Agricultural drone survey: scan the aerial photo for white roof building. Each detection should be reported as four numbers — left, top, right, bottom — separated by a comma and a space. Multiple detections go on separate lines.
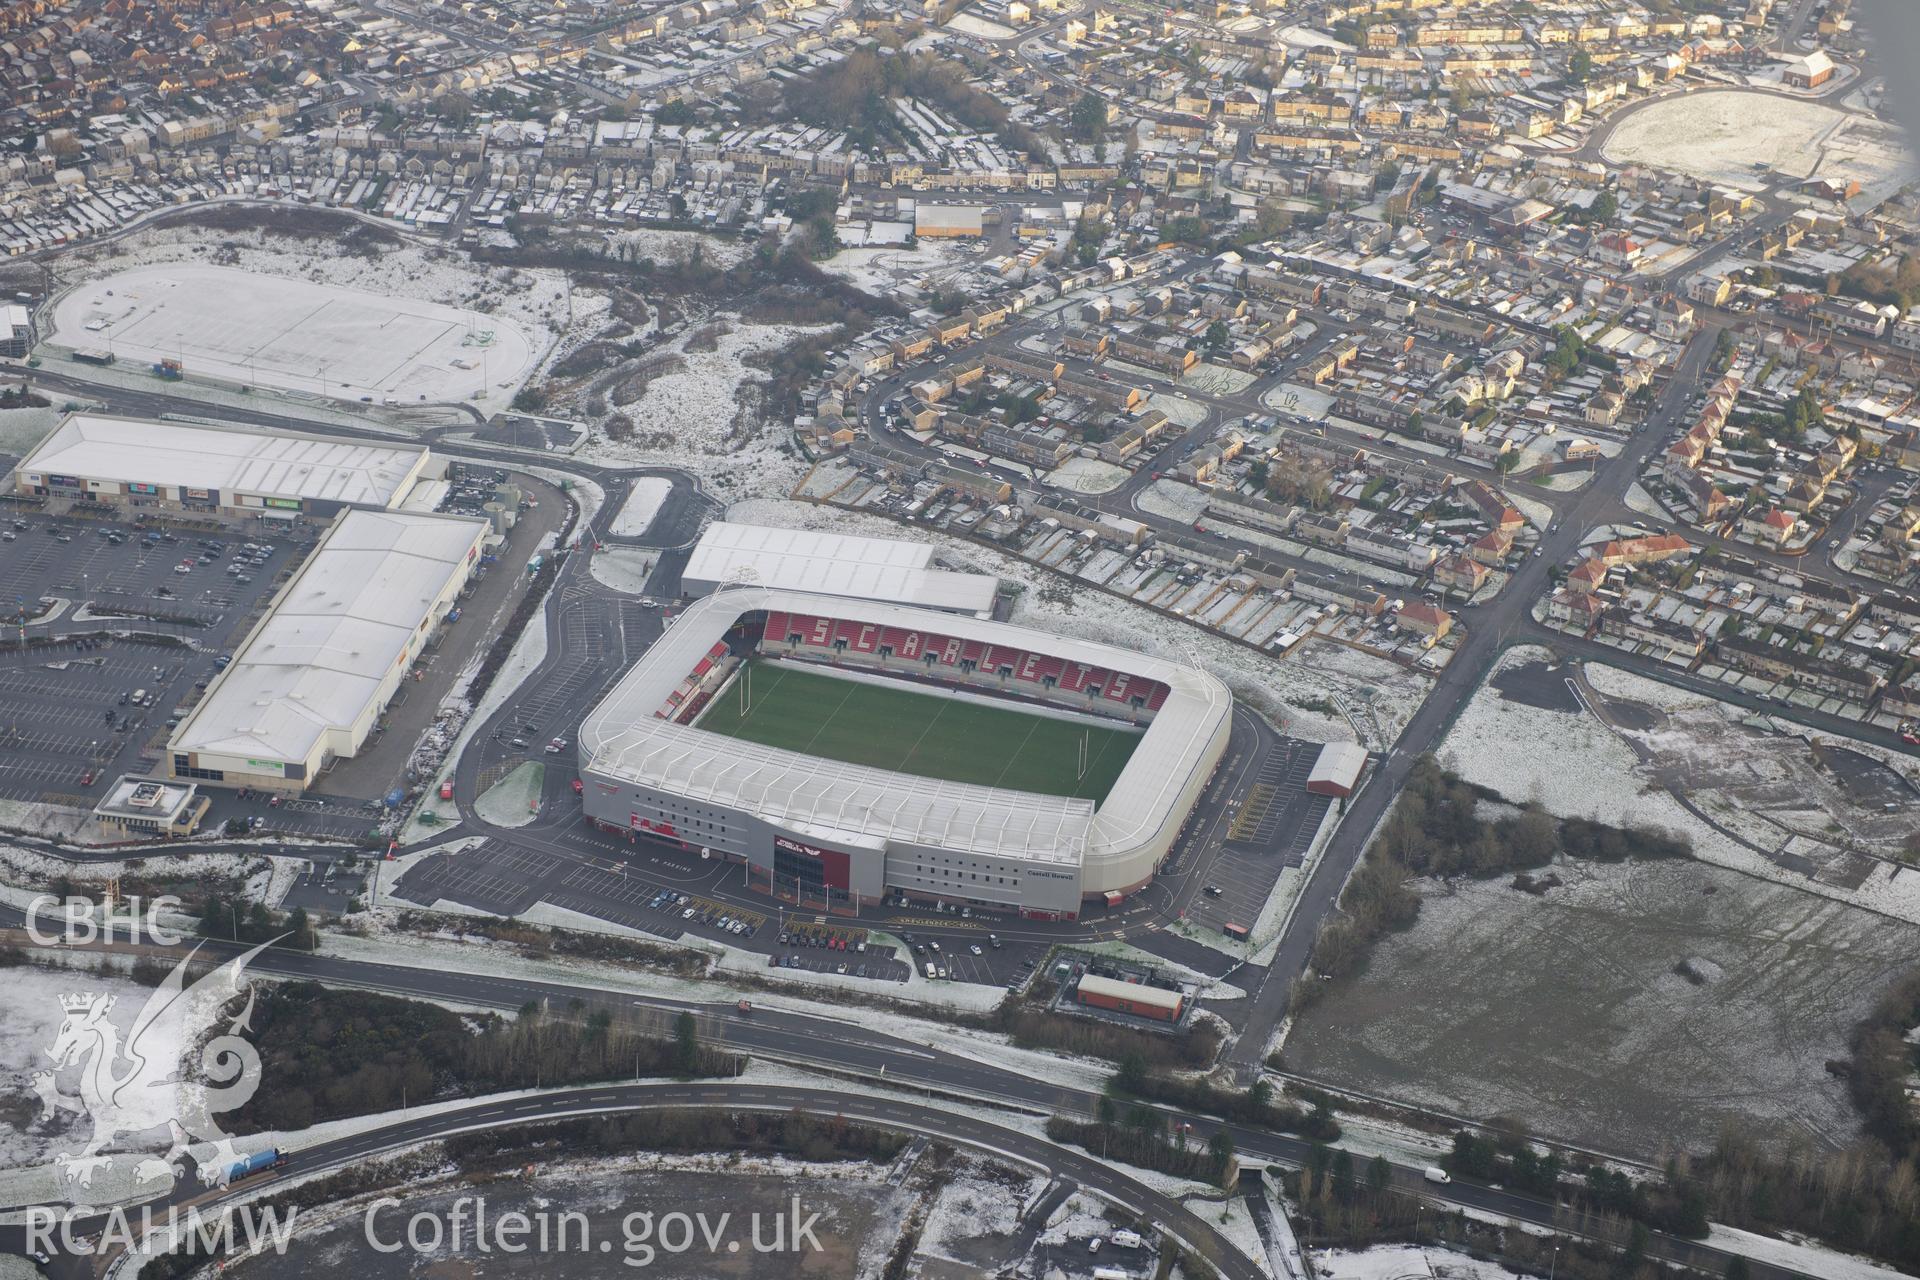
168, 510, 487, 785
683, 521, 1000, 615
14, 414, 433, 511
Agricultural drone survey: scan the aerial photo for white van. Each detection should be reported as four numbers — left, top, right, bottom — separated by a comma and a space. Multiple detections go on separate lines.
1424, 1166, 1452, 1185
132, 688, 148, 706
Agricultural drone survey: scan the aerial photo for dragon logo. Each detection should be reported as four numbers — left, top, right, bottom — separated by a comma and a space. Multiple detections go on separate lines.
33, 939, 276, 1197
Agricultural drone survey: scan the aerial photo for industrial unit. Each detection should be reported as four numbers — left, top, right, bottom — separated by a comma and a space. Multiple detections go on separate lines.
13, 413, 438, 519
1306, 740, 1369, 798
1074, 972, 1186, 1022
166, 508, 489, 792
577, 586, 1232, 918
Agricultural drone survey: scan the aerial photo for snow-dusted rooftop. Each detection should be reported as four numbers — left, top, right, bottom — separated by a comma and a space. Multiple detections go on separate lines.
18, 414, 431, 509
169, 510, 488, 766
683, 521, 1000, 616
579, 588, 1231, 870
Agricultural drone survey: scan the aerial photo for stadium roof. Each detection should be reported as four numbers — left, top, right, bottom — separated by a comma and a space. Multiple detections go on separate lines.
580, 588, 1231, 868
684, 522, 999, 615
18, 413, 430, 508
169, 510, 487, 766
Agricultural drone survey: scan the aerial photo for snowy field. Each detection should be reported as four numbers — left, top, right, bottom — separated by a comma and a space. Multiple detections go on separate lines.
573, 319, 819, 500
1440, 647, 1920, 923
1135, 478, 1210, 523
1285, 855, 1920, 1158
1045, 455, 1130, 495
815, 242, 978, 295
48, 262, 543, 413
0, 405, 60, 458
944, 10, 1015, 37
1314, 1245, 1521, 1280
610, 476, 674, 537
0, 959, 237, 1179
1601, 90, 1913, 196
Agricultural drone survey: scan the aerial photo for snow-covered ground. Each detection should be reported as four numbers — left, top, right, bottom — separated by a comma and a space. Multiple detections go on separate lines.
48, 228, 567, 415
1601, 90, 1912, 199
1284, 853, 1920, 1158
1044, 456, 1131, 495
944, 10, 1014, 37
472, 761, 544, 827
1312, 1244, 1522, 1280
0, 799, 101, 846
587, 546, 658, 595
813, 242, 976, 295
0, 954, 268, 1202
0, 404, 60, 457
0, 844, 286, 904
609, 476, 674, 537
1705, 1224, 1914, 1280
597, 226, 750, 269
1135, 478, 1211, 524
1441, 647, 1920, 923
918, 1156, 1047, 1263
570, 319, 818, 501
47, 264, 538, 410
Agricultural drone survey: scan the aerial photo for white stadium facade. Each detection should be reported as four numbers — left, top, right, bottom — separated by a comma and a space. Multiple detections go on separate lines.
578, 586, 1232, 920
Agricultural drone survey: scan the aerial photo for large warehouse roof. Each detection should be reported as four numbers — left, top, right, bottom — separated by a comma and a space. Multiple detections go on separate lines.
684, 521, 999, 615
579, 588, 1231, 866
169, 510, 486, 766
19, 414, 429, 508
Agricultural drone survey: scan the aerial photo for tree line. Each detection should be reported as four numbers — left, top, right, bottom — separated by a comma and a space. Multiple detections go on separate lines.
232, 983, 741, 1133
1299, 755, 1690, 1008
444, 1109, 906, 1169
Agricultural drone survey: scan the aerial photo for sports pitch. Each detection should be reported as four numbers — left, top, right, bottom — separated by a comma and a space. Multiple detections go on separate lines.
49, 264, 537, 411
696, 661, 1142, 802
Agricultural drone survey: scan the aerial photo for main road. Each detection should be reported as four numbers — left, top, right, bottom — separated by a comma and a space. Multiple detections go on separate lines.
1220, 324, 1727, 1075
0, 914, 1817, 1280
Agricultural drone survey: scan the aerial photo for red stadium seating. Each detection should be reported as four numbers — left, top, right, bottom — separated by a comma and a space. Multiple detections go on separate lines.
752, 608, 1165, 714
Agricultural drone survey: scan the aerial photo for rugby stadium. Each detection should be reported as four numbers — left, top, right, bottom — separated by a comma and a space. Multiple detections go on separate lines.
577, 587, 1232, 919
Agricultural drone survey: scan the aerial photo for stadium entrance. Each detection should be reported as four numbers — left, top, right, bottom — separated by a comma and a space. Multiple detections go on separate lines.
751, 833, 875, 913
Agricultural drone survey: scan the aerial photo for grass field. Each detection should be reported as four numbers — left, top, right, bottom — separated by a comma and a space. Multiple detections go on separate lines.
696, 661, 1142, 802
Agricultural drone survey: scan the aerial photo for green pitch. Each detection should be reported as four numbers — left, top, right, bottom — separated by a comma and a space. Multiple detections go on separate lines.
695, 661, 1142, 802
